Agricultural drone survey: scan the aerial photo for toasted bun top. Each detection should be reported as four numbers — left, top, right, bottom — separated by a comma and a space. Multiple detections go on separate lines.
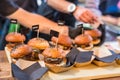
51, 34, 72, 47
42, 48, 62, 58
74, 34, 93, 45
28, 38, 49, 50
5, 32, 26, 42
10, 44, 32, 58
84, 29, 102, 37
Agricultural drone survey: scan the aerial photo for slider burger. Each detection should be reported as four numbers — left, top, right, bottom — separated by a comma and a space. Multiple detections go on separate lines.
10, 44, 32, 59
27, 38, 50, 60
5, 32, 26, 51
42, 48, 66, 64
42, 48, 69, 73
51, 34, 73, 50
28, 38, 49, 50
74, 34, 93, 50
84, 29, 102, 45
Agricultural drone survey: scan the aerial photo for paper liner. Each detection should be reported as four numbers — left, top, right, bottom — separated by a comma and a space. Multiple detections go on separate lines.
73, 50, 94, 67
12, 62, 48, 80
93, 60, 115, 67
66, 48, 95, 67
95, 54, 117, 63
23, 62, 48, 80
93, 55, 117, 67
45, 58, 74, 73
11, 63, 30, 80
66, 47, 79, 65
74, 56, 95, 67
92, 47, 117, 66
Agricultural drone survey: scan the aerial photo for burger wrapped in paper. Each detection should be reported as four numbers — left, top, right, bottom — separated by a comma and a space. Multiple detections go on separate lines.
51, 34, 73, 50
84, 29, 102, 45
92, 46, 115, 67
5, 32, 26, 51
74, 34, 93, 50
42, 48, 73, 73
74, 55, 95, 67
27, 38, 50, 60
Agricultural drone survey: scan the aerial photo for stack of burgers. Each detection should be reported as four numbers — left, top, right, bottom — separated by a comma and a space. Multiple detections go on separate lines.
5, 32, 49, 60
5, 32, 32, 59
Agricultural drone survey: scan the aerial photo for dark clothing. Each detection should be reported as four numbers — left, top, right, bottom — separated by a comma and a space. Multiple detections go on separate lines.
14, 0, 38, 12
0, 0, 38, 16
0, 0, 38, 50
0, 0, 19, 16
99, 0, 120, 17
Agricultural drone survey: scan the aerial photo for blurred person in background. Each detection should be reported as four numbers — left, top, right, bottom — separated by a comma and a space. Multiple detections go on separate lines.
100, 0, 120, 26
85, 0, 120, 26
85, 0, 102, 17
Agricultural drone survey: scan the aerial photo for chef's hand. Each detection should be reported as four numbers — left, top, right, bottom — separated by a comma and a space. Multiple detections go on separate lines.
73, 6, 98, 24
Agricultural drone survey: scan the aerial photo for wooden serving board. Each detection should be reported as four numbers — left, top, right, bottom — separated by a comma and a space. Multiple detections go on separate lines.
41, 62, 120, 80
4, 45, 120, 80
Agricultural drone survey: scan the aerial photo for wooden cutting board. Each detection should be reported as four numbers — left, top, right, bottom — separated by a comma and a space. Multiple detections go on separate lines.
42, 62, 120, 80
4, 45, 120, 80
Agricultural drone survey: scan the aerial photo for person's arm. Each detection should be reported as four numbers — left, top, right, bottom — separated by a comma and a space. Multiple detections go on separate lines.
7, 8, 68, 35
0, 0, 88, 39
47, 0, 73, 13
47, 0, 98, 24
0, 0, 68, 35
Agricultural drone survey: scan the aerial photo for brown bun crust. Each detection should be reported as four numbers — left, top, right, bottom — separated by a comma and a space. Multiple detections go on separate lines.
92, 39, 101, 45
84, 29, 102, 37
74, 34, 93, 45
42, 48, 62, 58
51, 34, 72, 47
5, 32, 26, 42
10, 44, 32, 58
28, 38, 49, 50
84, 29, 102, 45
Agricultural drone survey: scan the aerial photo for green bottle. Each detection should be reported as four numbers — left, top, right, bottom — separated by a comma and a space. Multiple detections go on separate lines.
8, 19, 20, 33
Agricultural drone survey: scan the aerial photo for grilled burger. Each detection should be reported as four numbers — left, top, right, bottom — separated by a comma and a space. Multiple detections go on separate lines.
74, 34, 93, 50
42, 48, 66, 64
84, 29, 102, 45
5, 32, 26, 51
51, 34, 73, 50
10, 44, 32, 59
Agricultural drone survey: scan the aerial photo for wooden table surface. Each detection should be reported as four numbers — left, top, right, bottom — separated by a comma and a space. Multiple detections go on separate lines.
0, 51, 14, 80
1, 50, 120, 80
